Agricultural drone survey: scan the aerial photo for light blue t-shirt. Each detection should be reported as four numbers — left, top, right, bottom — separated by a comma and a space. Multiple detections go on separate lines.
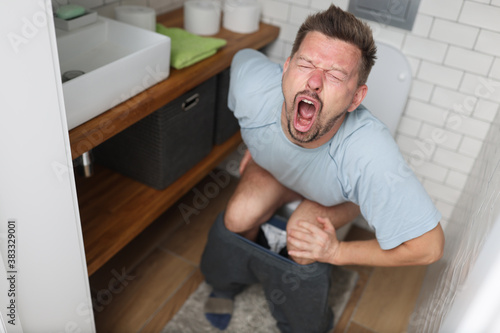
228, 49, 441, 250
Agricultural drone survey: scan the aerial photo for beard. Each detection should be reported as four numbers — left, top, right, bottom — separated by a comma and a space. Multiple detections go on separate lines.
285, 90, 348, 144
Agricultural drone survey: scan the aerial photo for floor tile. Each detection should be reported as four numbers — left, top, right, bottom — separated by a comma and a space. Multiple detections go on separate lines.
346, 322, 376, 333
352, 265, 427, 333
89, 209, 184, 292
93, 249, 196, 333
140, 269, 205, 332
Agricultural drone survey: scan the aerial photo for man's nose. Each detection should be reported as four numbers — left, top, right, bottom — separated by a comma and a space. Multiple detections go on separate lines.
307, 69, 323, 92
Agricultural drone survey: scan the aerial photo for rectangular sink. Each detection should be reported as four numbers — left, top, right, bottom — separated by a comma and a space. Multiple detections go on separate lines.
55, 16, 171, 130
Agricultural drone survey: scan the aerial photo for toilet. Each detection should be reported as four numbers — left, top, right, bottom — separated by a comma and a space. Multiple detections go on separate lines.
363, 41, 412, 137
276, 41, 413, 238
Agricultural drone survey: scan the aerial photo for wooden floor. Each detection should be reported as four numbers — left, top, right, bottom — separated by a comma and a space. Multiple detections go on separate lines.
89, 173, 427, 333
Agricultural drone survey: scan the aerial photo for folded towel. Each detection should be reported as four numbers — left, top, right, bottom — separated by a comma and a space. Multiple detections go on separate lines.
156, 24, 227, 70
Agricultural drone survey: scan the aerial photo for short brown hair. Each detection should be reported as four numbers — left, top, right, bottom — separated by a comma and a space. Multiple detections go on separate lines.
291, 5, 377, 86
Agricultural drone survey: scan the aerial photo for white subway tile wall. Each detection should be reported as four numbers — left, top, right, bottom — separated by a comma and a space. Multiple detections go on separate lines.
398, 116, 421, 137
459, 136, 483, 158
459, 2, 500, 31
403, 35, 448, 62
430, 19, 479, 48
431, 87, 476, 110
445, 46, 493, 76
57, 0, 500, 229
405, 100, 447, 126
411, 14, 433, 37
261, 0, 289, 22
476, 30, 500, 57
418, 123, 462, 150
424, 179, 462, 206
409, 79, 434, 101
367, 23, 406, 49
419, 0, 463, 21
445, 170, 468, 191
475, 99, 499, 122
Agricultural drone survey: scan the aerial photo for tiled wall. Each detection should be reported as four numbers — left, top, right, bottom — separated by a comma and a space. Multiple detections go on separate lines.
57, 0, 500, 231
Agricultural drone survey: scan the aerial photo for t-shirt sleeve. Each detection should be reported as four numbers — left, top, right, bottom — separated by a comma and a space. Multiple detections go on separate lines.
338, 121, 441, 250
228, 49, 283, 128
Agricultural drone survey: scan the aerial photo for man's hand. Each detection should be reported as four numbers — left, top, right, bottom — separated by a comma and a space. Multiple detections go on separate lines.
287, 216, 340, 264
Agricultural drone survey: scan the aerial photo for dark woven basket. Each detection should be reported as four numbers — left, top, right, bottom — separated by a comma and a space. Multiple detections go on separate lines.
94, 77, 216, 190
213, 68, 240, 145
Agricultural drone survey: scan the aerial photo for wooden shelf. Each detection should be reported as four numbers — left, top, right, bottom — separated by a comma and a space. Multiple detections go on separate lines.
72, 9, 279, 276
77, 132, 242, 275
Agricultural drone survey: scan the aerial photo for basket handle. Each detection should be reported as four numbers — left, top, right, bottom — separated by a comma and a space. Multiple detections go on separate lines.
182, 93, 200, 111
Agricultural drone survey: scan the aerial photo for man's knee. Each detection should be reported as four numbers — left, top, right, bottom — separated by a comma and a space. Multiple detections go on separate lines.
224, 190, 270, 234
224, 160, 297, 234
224, 201, 254, 233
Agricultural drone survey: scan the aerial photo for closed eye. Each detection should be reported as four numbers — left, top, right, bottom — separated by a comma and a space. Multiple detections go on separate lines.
297, 63, 314, 72
294, 57, 347, 82
326, 70, 347, 83
326, 72, 341, 82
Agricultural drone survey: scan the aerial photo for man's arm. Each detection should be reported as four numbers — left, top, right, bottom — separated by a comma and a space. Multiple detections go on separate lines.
287, 217, 444, 266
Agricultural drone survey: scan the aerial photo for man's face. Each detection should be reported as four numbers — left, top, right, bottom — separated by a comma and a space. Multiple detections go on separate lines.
281, 31, 367, 147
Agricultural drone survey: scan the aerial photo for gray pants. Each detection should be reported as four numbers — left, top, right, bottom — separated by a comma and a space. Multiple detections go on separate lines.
200, 212, 334, 333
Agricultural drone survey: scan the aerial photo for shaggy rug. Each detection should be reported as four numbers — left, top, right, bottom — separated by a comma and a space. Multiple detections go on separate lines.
162, 266, 358, 333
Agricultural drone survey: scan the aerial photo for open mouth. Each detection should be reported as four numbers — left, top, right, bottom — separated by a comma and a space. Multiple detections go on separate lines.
293, 95, 320, 133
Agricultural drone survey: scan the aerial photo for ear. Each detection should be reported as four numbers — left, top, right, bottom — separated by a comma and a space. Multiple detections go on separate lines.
347, 84, 368, 112
283, 56, 291, 74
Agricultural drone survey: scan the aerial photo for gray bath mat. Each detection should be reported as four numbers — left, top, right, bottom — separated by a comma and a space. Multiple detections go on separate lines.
162, 265, 358, 333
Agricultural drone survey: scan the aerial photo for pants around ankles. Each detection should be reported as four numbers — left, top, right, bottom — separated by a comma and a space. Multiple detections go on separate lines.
200, 212, 334, 333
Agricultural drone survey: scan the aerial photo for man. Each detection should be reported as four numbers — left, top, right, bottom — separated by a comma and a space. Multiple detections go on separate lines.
201, 4, 444, 332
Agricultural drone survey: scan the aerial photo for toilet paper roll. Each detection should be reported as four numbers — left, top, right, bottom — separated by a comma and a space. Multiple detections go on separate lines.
223, 0, 260, 34
115, 5, 156, 31
184, 0, 221, 36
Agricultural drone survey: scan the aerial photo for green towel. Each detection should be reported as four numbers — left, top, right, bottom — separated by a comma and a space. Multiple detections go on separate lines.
156, 24, 227, 70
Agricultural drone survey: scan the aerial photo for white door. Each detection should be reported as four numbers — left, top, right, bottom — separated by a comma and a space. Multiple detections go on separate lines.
0, 0, 95, 331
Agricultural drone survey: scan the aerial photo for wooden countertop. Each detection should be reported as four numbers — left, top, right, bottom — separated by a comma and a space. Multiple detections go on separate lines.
69, 8, 280, 159
74, 8, 279, 275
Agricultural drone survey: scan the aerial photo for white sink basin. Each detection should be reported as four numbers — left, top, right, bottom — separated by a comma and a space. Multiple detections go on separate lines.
55, 16, 171, 130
